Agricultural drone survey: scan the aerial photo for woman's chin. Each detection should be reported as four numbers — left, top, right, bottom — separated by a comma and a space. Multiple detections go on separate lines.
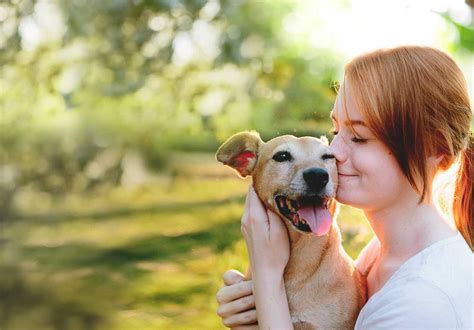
335, 190, 366, 208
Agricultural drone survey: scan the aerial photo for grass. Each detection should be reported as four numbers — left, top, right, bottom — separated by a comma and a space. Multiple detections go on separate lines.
1, 153, 373, 329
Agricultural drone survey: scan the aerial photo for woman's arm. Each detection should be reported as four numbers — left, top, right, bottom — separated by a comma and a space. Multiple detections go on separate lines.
252, 271, 292, 329
241, 186, 293, 329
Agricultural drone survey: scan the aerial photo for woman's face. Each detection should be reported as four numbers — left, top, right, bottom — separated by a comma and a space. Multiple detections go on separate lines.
329, 82, 412, 211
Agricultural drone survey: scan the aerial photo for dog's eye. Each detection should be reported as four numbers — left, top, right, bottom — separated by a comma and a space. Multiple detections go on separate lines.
272, 151, 293, 162
322, 153, 335, 160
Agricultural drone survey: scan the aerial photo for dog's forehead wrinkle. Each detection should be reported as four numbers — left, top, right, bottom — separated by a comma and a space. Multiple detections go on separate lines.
263, 136, 331, 158
300, 142, 330, 159
272, 142, 294, 154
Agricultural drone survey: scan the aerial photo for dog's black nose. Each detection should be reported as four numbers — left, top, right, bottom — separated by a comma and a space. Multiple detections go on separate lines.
303, 168, 329, 192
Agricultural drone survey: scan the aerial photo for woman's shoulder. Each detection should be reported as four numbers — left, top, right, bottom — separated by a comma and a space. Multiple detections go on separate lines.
355, 231, 471, 278
411, 231, 472, 286
372, 232, 472, 305
356, 233, 473, 329
356, 276, 462, 329
354, 236, 380, 276
415, 232, 473, 311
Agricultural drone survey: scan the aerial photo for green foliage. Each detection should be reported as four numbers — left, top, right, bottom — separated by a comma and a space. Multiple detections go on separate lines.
0, 0, 344, 218
0, 263, 106, 329
441, 13, 474, 53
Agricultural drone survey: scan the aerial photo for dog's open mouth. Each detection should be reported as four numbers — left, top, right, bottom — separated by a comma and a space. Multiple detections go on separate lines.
275, 195, 332, 236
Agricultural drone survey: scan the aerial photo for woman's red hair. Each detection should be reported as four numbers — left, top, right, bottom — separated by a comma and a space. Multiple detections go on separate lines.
344, 46, 473, 250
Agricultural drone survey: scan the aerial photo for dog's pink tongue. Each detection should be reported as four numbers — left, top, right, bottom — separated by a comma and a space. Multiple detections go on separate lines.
297, 206, 332, 236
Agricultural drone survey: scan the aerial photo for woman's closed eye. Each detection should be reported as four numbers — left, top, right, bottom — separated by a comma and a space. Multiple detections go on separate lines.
351, 136, 368, 143
330, 129, 368, 143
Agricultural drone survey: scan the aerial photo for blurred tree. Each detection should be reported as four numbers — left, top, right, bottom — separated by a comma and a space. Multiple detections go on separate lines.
441, 0, 474, 53
0, 0, 339, 124
0, 0, 342, 220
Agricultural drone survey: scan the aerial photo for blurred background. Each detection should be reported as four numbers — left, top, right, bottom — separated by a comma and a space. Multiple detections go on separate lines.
0, 0, 473, 329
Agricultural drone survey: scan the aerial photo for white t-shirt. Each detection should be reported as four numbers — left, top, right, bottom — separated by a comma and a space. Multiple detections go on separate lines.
354, 231, 473, 329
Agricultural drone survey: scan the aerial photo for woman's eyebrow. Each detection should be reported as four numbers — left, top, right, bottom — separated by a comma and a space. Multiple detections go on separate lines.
346, 120, 367, 127
330, 111, 367, 127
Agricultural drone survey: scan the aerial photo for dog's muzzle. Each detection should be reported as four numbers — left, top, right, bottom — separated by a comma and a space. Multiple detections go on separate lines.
275, 194, 332, 236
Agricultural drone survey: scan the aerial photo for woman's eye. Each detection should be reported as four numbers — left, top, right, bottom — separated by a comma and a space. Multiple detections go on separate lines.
272, 151, 293, 162
351, 137, 367, 143
331, 128, 367, 143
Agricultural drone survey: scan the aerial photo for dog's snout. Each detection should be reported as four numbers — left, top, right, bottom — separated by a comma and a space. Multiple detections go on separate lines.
303, 168, 329, 192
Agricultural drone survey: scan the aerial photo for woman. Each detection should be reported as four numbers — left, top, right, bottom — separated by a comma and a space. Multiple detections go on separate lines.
216, 46, 473, 329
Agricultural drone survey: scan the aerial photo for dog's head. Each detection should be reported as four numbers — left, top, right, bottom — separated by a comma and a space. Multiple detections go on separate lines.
216, 131, 338, 236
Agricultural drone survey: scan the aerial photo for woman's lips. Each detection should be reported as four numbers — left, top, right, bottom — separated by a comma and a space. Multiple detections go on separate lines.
338, 172, 358, 177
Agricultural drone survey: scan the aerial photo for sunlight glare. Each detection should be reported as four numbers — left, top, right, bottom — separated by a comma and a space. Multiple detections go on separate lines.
286, 0, 472, 58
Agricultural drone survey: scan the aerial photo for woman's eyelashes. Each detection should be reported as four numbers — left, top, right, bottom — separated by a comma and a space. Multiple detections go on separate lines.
351, 136, 368, 143
330, 129, 368, 143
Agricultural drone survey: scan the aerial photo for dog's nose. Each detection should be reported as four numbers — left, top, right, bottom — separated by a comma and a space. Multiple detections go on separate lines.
303, 168, 329, 192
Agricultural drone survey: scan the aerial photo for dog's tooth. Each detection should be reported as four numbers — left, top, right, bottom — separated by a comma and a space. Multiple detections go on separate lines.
292, 214, 298, 225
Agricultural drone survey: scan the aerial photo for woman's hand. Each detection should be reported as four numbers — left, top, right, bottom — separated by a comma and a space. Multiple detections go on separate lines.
240, 186, 293, 329
241, 186, 290, 277
216, 186, 292, 329
216, 269, 258, 329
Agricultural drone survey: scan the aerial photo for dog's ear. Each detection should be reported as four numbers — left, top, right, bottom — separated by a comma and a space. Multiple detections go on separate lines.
319, 136, 329, 146
215, 131, 263, 177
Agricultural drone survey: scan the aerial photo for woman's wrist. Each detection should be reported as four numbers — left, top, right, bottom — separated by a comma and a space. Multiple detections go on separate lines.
250, 256, 287, 279
253, 273, 293, 329
252, 268, 285, 288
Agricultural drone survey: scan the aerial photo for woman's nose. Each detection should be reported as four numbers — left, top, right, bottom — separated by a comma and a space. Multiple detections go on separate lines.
329, 134, 348, 164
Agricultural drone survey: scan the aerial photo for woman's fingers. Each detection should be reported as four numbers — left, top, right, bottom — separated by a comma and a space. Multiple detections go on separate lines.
217, 293, 256, 318
248, 186, 267, 222
231, 324, 259, 330
241, 186, 269, 236
223, 269, 246, 286
222, 308, 258, 328
267, 209, 288, 237
216, 280, 253, 304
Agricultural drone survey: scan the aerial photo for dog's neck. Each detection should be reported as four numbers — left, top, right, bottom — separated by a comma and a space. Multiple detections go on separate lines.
283, 219, 341, 282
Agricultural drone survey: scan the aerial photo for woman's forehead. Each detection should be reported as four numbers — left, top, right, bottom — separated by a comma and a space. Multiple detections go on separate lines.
332, 88, 365, 122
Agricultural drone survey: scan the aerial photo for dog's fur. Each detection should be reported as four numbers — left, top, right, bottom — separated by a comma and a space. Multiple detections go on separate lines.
216, 131, 367, 329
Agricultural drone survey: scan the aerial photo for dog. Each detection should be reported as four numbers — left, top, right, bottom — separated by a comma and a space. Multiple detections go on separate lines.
216, 131, 367, 329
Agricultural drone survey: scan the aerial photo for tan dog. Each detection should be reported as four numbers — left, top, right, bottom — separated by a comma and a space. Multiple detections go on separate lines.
216, 131, 367, 329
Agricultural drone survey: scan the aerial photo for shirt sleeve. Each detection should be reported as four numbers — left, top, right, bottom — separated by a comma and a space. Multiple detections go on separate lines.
356, 277, 458, 329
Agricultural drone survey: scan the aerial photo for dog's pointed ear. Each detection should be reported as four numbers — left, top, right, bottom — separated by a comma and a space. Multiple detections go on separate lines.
319, 136, 329, 146
215, 131, 263, 177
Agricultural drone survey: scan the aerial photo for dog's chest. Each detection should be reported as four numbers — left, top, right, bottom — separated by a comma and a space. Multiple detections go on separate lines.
292, 317, 317, 330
